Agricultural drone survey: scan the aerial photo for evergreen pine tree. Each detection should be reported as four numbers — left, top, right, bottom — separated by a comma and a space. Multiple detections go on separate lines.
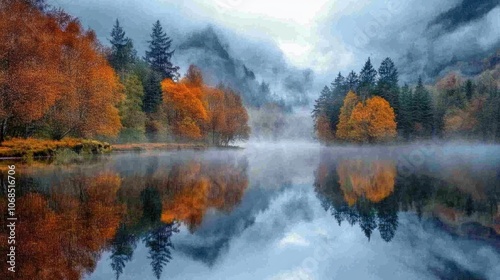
346, 70, 359, 92
376, 58, 400, 123
375, 196, 398, 242
412, 77, 433, 136
142, 71, 163, 114
145, 20, 180, 80
110, 224, 137, 280
331, 72, 347, 96
312, 86, 331, 122
399, 84, 413, 139
358, 58, 377, 100
464, 79, 474, 101
109, 19, 136, 74
144, 223, 179, 279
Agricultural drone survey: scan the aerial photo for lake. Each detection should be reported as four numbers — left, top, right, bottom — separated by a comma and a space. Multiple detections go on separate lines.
1, 142, 499, 280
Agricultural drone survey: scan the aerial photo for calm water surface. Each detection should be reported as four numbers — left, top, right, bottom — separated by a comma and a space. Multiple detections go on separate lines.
1, 143, 499, 280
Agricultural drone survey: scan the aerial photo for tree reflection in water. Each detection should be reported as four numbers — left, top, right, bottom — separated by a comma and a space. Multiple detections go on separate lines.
0, 156, 249, 280
314, 151, 499, 243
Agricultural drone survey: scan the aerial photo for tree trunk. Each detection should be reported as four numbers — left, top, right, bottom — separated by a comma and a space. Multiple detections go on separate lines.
0, 118, 7, 144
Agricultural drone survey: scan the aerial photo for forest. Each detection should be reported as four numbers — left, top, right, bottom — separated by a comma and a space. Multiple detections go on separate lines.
313, 56, 500, 143
2, 0, 500, 151
0, 0, 250, 147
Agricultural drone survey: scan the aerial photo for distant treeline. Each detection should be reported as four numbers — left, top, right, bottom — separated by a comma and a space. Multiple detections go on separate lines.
0, 0, 249, 145
313, 56, 500, 143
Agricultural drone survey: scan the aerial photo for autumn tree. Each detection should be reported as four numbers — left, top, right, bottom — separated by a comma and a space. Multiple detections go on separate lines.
162, 65, 250, 145
161, 68, 208, 140
336, 92, 396, 143
118, 74, 147, 142
336, 91, 359, 140
0, 0, 64, 142
315, 113, 335, 143
350, 96, 397, 142
216, 85, 250, 145
44, 18, 123, 140
0, 1, 123, 141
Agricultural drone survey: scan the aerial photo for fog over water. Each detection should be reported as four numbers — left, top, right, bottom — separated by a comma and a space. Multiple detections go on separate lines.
19, 142, 497, 280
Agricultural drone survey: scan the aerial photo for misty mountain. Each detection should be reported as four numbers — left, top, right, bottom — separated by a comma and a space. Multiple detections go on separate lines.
395, 0, 500, 83
173, 26, 311, 107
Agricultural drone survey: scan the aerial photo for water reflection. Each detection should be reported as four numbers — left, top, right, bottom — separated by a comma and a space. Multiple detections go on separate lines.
0, 154, 249, 280
315, 158, 398, 241
0, 173, 123, 279
314, 150, 500, 244
0, 146, 499, 280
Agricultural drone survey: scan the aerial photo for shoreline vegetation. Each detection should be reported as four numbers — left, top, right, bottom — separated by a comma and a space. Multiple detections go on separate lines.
0, 1, 251, 154
0, 138, 243, 162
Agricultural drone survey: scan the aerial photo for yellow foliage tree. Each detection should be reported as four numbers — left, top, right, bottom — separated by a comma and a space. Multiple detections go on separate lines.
336, 91, 359, 140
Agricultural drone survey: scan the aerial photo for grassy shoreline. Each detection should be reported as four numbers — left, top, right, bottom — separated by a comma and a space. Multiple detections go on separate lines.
112, 142, 208, 152
0, 138, 242, 161
0, 138, 111, 159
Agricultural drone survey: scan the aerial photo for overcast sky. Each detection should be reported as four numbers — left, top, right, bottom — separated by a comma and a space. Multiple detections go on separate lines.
49, 0, 500, 87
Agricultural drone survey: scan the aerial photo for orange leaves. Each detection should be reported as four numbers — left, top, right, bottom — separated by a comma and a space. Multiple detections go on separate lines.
315, 114, 335, 142
0, 0, 64, 123
0, 1, 123, 140
366, 96, 396, 141
216, 87, 250, 145
162, 78, 208, 140
162, 65, 249, 144
0, 172, 123, 280
337, 159, 396, 205
50, 22, 123, 139
160, 160, 248, 231
336, 92, 396, 143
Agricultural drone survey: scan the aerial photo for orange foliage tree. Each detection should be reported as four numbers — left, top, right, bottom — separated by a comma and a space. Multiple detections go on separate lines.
315, 113, 335, 142
212, 85, 250, 146
161, 80, 208, 140
0, 1, 123, 141
162, 65, 249, 145
0, 1, 63, 141
336, 92, 396, 143
45, 17, 123, 139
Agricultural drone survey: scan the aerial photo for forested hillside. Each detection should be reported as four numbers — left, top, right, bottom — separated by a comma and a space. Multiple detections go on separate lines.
313, 55, 500, 143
